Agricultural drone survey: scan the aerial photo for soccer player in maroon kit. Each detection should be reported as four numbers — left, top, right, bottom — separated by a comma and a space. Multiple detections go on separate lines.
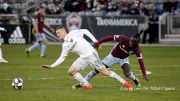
73, 31, 148, 89
83, 32, 148, 87
26, 6, 54, 57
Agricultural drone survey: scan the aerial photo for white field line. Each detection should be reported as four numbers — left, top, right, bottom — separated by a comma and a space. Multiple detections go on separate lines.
126, 64, 180, 67
59, 64, 180, 69
2, 64, 178, 81
48, 42, 180, 47
109, 64, 180, 70
0, 77, 55, 81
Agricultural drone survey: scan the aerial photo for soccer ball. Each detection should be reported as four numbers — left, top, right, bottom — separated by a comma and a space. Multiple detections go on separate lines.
12, 78, 23, 90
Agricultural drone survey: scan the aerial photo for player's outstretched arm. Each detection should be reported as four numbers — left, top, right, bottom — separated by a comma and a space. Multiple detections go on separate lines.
98, 35, 114, 44
93, 42, 100, 50
42, 65, 52, 69
138, 59, 148, 81
44, 21, 55, 33
93, 35, 115, 50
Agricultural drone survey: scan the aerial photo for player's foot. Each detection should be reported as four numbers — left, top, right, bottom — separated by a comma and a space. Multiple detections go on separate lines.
0, 58, 8, 63
133, 78, 141, 87
72, 84, 82, 89
25, 48, 30, 57
123, 81, 133, 91
81, 84, 93, 90
40, 55, 46, 58
72, 84, 92, 90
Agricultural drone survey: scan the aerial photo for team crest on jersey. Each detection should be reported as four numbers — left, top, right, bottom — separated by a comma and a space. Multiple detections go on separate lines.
122, 45, 125, 48
115, 35, 120, 38
70, 39, 73, 42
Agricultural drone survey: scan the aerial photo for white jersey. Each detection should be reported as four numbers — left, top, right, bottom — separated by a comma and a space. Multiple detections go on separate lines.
51, 29, 98, 67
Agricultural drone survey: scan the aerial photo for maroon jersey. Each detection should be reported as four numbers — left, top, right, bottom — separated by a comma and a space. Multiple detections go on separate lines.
111, 35, 142, 59
97, 35, 146, 76
35, 13, 44, 33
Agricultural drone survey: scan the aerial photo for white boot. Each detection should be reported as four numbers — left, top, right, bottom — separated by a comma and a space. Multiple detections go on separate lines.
0, 58, 8, 63
0, 48, 8, 63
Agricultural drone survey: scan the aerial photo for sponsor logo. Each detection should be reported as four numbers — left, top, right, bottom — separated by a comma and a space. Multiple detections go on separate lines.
8, 26, 25, 44
96, 17, 138, 26
66, 13, 82, 31
45, 18, 62, 25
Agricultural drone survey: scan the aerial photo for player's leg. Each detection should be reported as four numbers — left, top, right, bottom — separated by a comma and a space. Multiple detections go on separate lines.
0, 48, 8, 63
40, 33, 47, 57
98, 67, 133, 90
121, 63, 141, 87
0, 42, 8, 63
87, 52, 133, 90
70, 57, 92, 89
26, 42, 40, 52
84, 69, 99, 81
40, 39, 47, 57
84, 53, 113, 81
26, 34, 41, 56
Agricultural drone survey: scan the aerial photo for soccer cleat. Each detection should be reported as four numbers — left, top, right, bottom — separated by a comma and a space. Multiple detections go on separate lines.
72, 84, 82, 89
133, 78, 141, 87
0, 58, 8, 63
25, 48, 30, 57
123, 81, 133, 91
81, 84, 93, 90
72, 84, 92, 90
40, 55, 46, 58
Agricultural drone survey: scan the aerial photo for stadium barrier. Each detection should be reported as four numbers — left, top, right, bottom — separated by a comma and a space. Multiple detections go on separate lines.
159, 13, 180, 44
0, 14, 146, 44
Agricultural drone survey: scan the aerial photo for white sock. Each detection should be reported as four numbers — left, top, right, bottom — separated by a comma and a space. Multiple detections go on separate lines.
0, 48, 3, 59
85, 70, 98, 81
40, 44, 47, 56
109, 71, 125, 84
73, 72, 89, 85
28, 42, 40, 52
128, 71, 136, 80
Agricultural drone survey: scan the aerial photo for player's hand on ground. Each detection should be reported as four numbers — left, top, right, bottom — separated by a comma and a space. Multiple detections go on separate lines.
42, 65, 52, 69
93, 42, 100, 50
143, 75, 148, 81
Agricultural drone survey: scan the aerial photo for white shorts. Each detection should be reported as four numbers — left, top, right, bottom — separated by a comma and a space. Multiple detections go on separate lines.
102, 53, 129, 67
72, 52, 105, 70
35, 33, 46, 42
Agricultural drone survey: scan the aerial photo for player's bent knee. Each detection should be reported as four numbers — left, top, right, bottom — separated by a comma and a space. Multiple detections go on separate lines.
67, 70, 74, 76
98, 67, 110, 76
68, 66, 78, 76
42, 39, 48, 44
121, 63, 131, 77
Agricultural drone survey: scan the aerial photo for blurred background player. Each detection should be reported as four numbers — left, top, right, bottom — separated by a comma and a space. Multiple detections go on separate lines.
26, 6, 54, 58
0, 26, 8, 63
82, 31, 148, 88
42, 26, 133, 90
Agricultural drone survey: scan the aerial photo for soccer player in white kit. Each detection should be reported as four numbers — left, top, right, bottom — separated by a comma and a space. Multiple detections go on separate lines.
42, 26, 133, 90
0, 27, 8, 63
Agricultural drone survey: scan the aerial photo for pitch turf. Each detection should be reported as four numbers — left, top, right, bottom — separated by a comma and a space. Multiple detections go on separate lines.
0, 44, 180, 101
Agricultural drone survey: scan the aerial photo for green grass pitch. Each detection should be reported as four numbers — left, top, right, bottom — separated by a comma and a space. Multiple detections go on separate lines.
0, 44, 180, 101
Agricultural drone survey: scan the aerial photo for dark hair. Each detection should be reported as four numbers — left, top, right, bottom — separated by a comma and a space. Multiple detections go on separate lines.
55, 26, 65, 31
38, 5, 45, 10
132, 30, 144, 42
